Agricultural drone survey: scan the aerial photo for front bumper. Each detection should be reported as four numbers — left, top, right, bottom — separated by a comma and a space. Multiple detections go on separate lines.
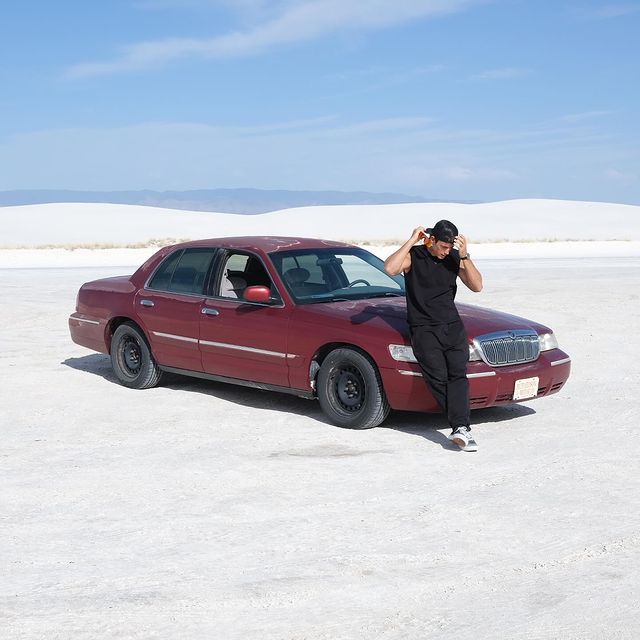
380, 349, 571, 413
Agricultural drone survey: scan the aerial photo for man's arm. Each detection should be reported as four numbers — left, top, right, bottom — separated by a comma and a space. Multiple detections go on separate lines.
456, 234, 483, 292
384, 227, 425, 275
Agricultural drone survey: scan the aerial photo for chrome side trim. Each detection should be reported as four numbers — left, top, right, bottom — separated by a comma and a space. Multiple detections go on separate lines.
150, 332, 297, 359
399, 370, 497, 379
70, 316, 100, 325
550, 357, 571, 367
199, 339, 287, 359
152, 331, 198, 344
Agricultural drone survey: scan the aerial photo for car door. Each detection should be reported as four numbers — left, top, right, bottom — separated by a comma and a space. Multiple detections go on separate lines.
135, 247, 218, 372
199, 251, 293, 387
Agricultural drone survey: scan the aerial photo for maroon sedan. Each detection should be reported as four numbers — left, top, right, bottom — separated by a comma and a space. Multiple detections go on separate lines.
69, 237, 571, 429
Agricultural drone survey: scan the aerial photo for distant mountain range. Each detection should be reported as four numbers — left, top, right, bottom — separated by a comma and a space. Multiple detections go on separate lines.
0, 189, 479, 214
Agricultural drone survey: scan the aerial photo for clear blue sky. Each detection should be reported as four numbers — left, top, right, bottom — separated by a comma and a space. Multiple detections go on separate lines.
1, 0, 639, 203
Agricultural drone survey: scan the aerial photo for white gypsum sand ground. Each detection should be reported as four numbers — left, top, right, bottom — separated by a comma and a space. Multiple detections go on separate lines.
2, 258, 640, 639
1, 199, 640, 639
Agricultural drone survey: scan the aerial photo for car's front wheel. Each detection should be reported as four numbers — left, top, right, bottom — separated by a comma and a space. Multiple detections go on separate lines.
111, 322, 162, 389
317, 348, 390, 429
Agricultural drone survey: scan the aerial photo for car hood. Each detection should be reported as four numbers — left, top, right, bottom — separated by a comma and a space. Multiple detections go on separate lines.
456, 302, 551, 336
297, 296, 551, 340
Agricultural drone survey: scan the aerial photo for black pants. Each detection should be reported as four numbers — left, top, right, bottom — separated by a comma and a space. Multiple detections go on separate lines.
410, 320, 470, 430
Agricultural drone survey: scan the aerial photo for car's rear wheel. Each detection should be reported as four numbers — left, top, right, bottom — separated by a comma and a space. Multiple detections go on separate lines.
317, 348, 390, 429
111, 322, 162, 389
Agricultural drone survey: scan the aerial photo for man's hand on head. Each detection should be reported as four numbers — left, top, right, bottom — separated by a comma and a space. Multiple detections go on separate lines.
411, 226, 427, 243
455, 234, 468, 259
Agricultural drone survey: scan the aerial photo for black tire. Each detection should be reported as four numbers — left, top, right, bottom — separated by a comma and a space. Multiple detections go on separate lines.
110, 322, 162, 389
317, 348, 390, 429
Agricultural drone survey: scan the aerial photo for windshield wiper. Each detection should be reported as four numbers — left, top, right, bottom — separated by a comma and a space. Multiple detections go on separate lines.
364, 292, 404, 299
303, 297, 350, 304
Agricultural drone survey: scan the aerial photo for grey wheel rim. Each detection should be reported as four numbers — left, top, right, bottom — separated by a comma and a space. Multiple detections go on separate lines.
118, 334, 142, 377
333, 365, 365, 412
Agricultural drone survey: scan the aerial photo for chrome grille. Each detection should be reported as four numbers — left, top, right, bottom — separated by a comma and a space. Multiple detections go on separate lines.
474, 330, 540, 367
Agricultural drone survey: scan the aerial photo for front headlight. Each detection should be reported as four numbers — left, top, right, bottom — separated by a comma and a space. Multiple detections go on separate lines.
468, 341, 483, 361
538, 332, 559, 351
388, 344, 418, 363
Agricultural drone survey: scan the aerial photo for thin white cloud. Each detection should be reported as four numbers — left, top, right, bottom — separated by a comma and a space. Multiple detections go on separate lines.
0, 117, 518, 195
318, 116, 436, 137
134, 0, 274, 10
328, 65, 392, 82
391, 65, 447, 83
233, 114, 340, 135
65, 0, 483, 78
2, 114, 635, 201
325, 64, 447, 101
559, 110, 615, 123
590, 3, 640, 18
133, 0, 288, 24
469, 67, 532, 81
425, 166, 518, 181
605, 168, 637, 183
329, 64, 445, 83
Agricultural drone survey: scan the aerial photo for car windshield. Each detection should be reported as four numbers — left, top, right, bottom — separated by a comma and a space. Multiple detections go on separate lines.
269, 247, 405, 304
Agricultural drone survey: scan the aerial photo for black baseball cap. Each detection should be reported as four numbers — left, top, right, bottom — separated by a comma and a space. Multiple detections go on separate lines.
425, 219, 458, 243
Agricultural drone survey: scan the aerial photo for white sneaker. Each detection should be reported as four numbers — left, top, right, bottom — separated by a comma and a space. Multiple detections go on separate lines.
448, 427, 477, 452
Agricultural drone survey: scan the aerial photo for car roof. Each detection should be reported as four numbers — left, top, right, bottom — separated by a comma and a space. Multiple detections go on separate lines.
169, 236, 357, 254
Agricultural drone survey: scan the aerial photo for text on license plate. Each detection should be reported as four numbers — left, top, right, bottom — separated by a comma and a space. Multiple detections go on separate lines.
513, 376, 539, 401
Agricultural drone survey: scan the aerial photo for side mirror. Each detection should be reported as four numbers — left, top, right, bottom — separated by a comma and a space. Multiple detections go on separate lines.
243, 285, 271, 304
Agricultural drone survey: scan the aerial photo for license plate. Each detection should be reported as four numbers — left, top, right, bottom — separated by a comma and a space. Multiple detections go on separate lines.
513, 376, 539, 400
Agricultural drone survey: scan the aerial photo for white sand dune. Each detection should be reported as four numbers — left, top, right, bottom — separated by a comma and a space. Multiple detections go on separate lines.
2, 198, 639, 248
1, 239, 640, 270
1, 198, 639, 268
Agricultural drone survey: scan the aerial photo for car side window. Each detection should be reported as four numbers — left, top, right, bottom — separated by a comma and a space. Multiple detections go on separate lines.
148, 248, 215, 295
218, 254, 249, 299
147, 250, 183, 291
217, 251, 280, 302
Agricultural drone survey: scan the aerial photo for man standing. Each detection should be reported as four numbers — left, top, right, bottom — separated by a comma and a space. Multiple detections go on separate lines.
384, 220, 483, 451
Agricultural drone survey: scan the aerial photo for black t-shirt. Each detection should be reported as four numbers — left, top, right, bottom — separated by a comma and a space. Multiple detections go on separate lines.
405, 245, 461, 326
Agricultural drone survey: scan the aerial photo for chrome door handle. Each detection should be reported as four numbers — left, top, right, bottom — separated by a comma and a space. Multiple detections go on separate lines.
140, 299, 154, 307
201, 307, 219, 316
